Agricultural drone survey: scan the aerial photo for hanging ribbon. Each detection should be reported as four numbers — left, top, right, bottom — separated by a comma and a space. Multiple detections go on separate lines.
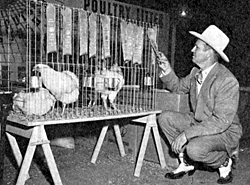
120, 21, 135, 62
126, 22, 135, 62
79, 10, 88, 56
120, 20, 128, 61
133, 24, 144, 64
46, 3, 56, 53
101, 15, 111, 59
147, 26, 158, 65
62, 7, 72, 55
89, 13, 97, 58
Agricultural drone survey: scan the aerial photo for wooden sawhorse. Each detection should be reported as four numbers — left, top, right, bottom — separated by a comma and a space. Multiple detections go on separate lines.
90, 112, 166, 177
132, 113, 166, 177
6, 123, 62, 185
5, 111, 165, 184
91, 123, 126, 163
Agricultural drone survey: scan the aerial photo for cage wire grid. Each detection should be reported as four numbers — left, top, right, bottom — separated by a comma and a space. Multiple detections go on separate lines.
0, 0, 161, 124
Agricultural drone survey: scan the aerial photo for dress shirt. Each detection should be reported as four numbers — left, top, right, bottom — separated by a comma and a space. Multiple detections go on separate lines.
197, 62, 217, 94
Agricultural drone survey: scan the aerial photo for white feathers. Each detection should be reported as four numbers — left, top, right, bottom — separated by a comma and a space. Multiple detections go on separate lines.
95, 63, 124, 111
13, 63, 124, 116
13, 88, 56, 116
33, 64, 79, 114
33, 64, 79, 97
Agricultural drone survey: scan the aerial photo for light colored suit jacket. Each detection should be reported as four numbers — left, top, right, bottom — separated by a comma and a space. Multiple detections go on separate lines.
160, 62, 242, 155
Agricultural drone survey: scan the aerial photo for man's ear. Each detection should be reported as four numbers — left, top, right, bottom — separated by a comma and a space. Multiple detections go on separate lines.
206, 47, 214, 58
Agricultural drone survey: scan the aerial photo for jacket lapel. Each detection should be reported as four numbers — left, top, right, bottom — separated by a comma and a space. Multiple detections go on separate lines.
189, 67, 200, 112
190, 76, 198, 111
195, 63, 219, 117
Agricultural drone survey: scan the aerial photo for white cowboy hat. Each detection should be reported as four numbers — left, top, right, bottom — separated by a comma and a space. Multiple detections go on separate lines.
189, 25, 230, 62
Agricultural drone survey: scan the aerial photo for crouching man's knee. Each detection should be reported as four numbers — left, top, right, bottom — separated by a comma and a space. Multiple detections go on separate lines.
186, 138, 208, 162
157, 111, 176, 129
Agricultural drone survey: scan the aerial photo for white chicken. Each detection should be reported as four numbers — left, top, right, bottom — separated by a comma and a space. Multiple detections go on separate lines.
33, 64, 79, 114
13, 88, 56, 116
94, 63, 124, 111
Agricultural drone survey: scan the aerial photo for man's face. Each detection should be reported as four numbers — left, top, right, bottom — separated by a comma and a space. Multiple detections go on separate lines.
191, 39, 210, 67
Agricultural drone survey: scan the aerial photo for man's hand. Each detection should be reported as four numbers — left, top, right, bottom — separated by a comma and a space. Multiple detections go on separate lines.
158, 52, 172, 75
171, 132, 188, 154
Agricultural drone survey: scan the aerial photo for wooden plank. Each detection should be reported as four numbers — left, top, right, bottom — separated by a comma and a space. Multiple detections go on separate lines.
40, 126, 62, 185
15, 127, 38, 185
134, 120, 151, 177
113, 124, 126, 157
6, 132, 30, 181
152, 126, 166, 168
91, 125, 109, 163
7, 110, 162, 127
6, 124, 33, 138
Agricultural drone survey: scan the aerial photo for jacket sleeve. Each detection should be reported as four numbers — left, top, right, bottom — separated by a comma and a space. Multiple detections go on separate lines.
160, 68, 197, 94
184, 76, 240, 139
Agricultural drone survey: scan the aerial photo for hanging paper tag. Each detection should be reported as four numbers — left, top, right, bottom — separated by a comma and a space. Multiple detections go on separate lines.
79, 10, 88, 56
101, 15, 111, 59
46, 4, 57, 54
133, 25, 144, 64
89, 13, 97, 58
63, 7, 72, 55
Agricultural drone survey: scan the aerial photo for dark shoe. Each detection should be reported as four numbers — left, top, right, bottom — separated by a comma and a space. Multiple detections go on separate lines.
165, 169, 195, 179
217, 158, 233, 184
165, 162, 195, 179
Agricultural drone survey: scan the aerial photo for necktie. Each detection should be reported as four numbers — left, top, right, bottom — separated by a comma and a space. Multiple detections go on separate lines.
196, 70, 203, 85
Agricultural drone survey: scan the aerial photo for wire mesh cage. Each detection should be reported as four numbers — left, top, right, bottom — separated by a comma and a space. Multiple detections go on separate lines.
0, 0, 161, 124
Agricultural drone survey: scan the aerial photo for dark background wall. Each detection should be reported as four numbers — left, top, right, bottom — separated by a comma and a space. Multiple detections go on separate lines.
1, 0, 249, 86
118, 0, 250, 87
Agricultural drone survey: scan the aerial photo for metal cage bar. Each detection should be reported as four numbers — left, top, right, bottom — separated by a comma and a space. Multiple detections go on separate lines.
0, 0, 160, 123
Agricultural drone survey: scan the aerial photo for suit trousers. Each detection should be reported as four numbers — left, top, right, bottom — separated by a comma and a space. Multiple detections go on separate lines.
158, 110, 228, 169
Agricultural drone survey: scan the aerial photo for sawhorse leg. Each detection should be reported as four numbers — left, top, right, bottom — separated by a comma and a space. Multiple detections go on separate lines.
6, 133, 30, 181
6, 125, 62, 185
91, 124, 126, 164
133, 113, 166, 177
113, 124, 126, 157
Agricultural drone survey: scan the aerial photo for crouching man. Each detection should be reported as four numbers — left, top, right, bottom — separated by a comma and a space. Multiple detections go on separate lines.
157, 25, 242, 184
